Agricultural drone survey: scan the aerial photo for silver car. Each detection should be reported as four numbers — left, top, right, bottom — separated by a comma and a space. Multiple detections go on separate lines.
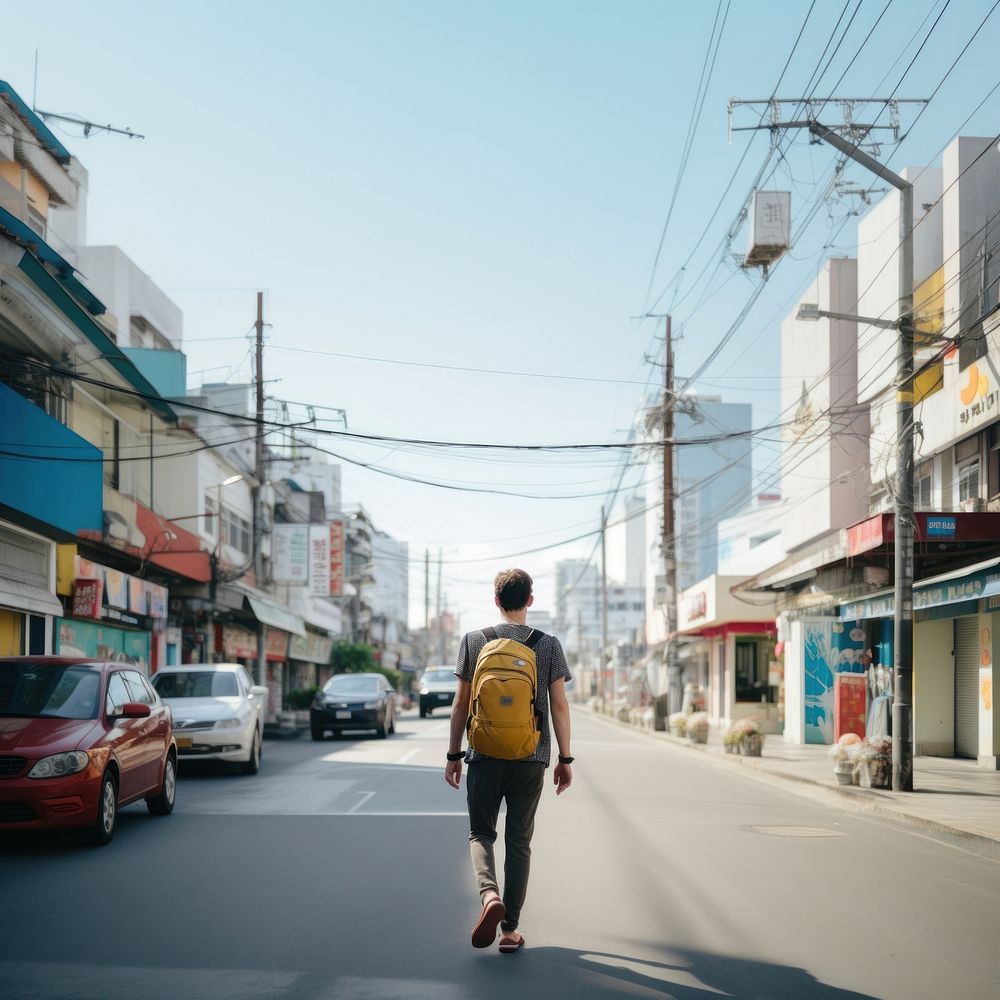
151, 663, 268, 775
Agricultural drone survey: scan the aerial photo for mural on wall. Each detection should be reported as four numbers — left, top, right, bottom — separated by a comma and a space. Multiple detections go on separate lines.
57, 619, 150, 673
804, 620, 867, 744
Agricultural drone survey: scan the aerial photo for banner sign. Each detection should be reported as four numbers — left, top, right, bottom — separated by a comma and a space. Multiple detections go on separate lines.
272, 524, 310, 583
329, 519, 345, 597
71, 579, 103, 620
309, 525, 331, 596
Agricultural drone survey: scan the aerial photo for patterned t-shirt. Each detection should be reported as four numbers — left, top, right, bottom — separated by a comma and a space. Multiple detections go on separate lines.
455, 623, 571, 767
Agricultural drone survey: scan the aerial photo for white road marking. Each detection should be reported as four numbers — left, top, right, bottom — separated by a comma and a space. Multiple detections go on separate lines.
347, 790, 376, 814
394, 748, 419, 765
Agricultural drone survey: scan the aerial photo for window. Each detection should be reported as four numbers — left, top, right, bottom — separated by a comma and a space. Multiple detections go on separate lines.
914, 461, 933, 510
123, 671, 154, 706
106, 673, 130, 716
221, 507, 251, 554
152, 671, 239, 698
204, 494, 217, 536
958, 461, 980, 504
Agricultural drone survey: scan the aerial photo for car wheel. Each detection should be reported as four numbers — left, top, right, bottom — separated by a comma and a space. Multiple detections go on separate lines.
419, 707, 428, 718
311, 726, 325, 741
146, 753, 176, 816
388, 711, 395, 735
240, 729, 261, 775
86, 770, 118, 846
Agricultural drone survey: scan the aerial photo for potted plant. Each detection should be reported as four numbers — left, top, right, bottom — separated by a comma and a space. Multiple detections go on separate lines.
828, 733, 861, 785
668, 711, 687, 738
722, 728, 741, 754
853, 736, 892, 788
686, 711, 709, 744
726, 717, 764, 756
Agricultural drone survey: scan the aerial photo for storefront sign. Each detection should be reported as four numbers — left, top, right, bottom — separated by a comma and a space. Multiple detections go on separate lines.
847, 514, 886, 557
289, 630, 334, 664
309, 525, 331, 596
266, 627, 289, 662
71, 578, 103, 619
72, 557, 168, 622
926, 516, 957, 539
217, 623, 258, 660
685, 591, 707, 623
329, 519, 345, 597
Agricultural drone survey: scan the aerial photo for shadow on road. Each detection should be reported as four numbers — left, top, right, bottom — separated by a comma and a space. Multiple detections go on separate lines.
452, 946, 879, 1000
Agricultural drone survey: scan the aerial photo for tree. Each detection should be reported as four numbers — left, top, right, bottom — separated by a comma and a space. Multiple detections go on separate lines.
330, 642, 376, 674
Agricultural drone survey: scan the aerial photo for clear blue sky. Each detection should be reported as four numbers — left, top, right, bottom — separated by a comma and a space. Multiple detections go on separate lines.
3, 1, 997, 628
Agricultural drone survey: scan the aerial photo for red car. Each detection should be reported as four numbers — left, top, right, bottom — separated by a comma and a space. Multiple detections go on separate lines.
0, 657, 176, 845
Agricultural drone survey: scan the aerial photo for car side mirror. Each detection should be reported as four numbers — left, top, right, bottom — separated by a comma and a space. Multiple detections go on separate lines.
120, 702, 151, 719
250, 685, 269, 699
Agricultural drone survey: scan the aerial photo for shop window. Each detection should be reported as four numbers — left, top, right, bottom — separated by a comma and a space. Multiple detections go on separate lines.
735, 638, 773, 703
27, 615, 45, 655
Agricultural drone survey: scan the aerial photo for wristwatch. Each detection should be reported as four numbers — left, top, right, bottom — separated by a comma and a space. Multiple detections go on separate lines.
446, 750, 466, 762
558, 755, 575, 765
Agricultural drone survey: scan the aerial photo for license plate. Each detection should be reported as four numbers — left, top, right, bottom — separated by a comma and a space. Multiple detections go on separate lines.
335, 710, 351, 719
437, 694, 450, 700
176, 736, 193, 749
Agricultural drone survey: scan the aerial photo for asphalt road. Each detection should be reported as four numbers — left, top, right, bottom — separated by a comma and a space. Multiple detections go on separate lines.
2, 707, 998, 1000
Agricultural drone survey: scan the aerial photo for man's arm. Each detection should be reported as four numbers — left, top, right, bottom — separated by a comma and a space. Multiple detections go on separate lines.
444, 679, 472, 789
549, 677, 572, 795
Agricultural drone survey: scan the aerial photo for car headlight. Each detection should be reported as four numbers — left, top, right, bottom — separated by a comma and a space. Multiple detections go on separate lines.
363, 700, 379, 709
214, 718, 243, 729
28, 750, 90, 779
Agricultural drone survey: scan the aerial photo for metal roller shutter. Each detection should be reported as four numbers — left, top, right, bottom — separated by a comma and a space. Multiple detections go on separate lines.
954, 617, 980, 759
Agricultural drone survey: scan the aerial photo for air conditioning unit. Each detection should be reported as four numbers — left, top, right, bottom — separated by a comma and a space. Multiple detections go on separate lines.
988, 497, 1000, 513
960, 497, 986, 513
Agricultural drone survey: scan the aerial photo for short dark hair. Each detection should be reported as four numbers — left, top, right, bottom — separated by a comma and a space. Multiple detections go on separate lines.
494, 568, 533, 611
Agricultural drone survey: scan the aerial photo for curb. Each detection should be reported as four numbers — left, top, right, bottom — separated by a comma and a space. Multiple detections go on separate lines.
581, 708, 1000, 863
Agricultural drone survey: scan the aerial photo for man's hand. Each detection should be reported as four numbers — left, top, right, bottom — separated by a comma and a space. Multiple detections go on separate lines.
553, 762, 572, 795
445, 760, 463, 789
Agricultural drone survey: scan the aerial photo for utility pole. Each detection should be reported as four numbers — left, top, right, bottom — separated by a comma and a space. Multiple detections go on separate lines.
730, 101, 921, 790
253, 291, 267, 686
661, 315, 679, 729
424, 548, 431, 667
437, 548, 445, 663
600, 505, 609, 704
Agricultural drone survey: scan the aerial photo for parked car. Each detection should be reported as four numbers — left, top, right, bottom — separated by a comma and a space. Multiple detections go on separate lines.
151, 663, 268, 775
0, 657, 176, 846
311, 673, 395, 740
419, 667, 458, 718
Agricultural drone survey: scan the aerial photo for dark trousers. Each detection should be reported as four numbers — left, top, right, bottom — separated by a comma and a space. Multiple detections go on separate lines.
466, 759, 545, 932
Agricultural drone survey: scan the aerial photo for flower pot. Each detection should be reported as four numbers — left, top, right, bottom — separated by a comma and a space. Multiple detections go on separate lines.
834, 761, 854, 786
670, 723, 685, 738
859, 757, 891, 789
687, 728, 708, 744
724, 742, 737, 754
739, 734, 763, 757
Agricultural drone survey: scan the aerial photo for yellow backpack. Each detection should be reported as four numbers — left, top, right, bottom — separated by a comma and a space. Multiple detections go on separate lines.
466, 627, 543, 760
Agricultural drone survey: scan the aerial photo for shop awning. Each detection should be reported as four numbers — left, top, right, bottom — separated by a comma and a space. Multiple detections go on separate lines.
245, 596, 306, 637
0, 576, 63, 617
839, 556, 1000, 620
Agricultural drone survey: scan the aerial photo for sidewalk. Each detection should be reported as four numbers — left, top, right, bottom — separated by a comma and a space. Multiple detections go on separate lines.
586, 708, 1000, 861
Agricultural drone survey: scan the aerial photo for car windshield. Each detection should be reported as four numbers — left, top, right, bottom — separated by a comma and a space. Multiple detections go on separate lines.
0, 662, 101, 720
324, 675, 381, 696
425, 669, 456, 684
152, 671, 239, 698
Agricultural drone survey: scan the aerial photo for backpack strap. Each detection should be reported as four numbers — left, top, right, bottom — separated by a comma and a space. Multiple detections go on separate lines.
524, 629, 544, 649
482, 626, 498, 642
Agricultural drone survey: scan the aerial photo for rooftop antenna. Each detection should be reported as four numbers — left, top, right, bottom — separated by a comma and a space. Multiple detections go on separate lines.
31, 55, 146, 141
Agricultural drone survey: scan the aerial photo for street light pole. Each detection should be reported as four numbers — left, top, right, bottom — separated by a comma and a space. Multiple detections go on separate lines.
785, 120, 915, 790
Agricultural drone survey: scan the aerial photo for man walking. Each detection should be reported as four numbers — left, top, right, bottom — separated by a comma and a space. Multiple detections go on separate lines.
444, 567, 573, 953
